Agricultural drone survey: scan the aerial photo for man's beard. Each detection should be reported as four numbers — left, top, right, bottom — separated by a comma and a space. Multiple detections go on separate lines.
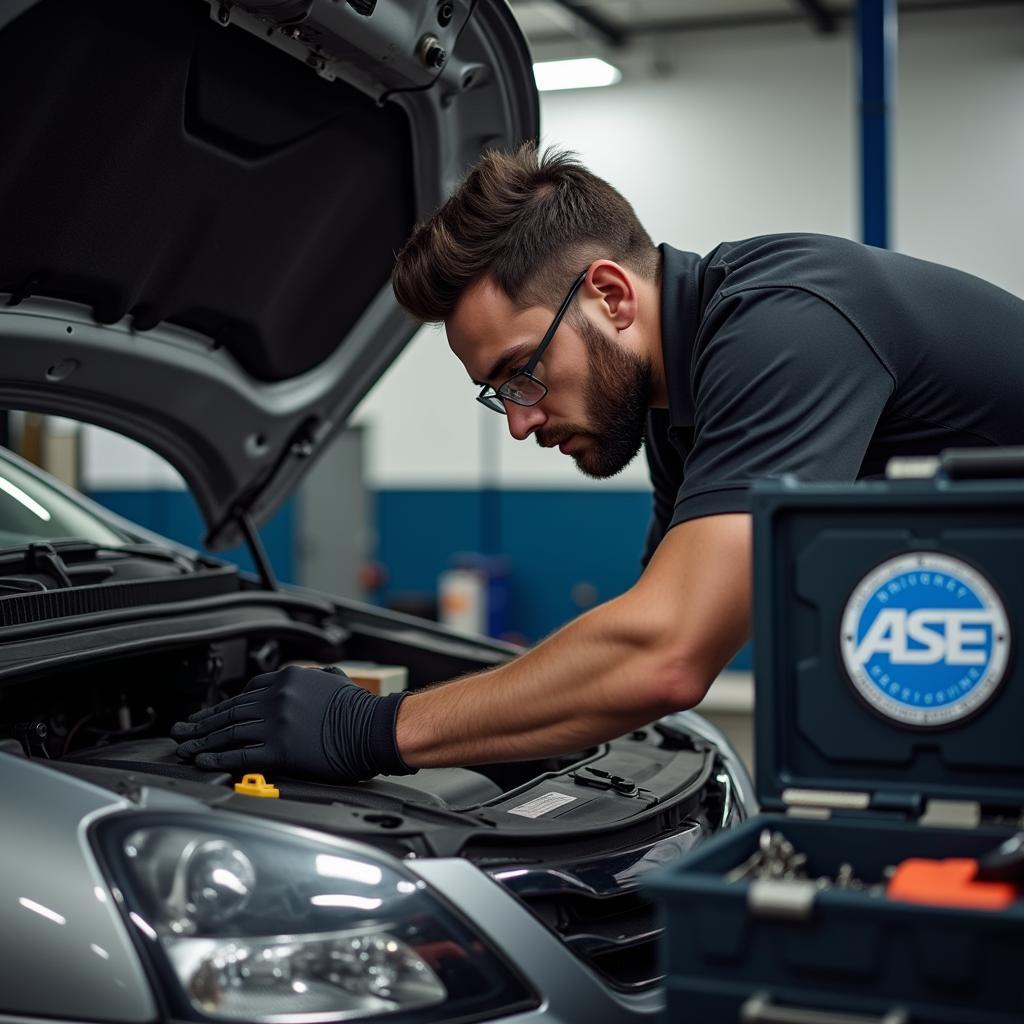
536, 316, 653, 479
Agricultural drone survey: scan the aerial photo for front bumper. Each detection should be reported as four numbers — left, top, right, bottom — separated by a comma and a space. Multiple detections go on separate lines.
411, 858, 664, 1024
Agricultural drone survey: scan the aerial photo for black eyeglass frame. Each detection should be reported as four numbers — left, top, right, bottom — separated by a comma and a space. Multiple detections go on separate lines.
476, 268, 589, 415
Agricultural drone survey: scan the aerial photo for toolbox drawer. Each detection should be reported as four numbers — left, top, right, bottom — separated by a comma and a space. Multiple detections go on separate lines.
649, 814, 1024, 1023
665, 979, 1015, 1024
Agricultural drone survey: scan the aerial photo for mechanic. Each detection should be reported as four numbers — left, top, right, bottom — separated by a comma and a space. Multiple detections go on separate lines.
173, 143, 1024, 783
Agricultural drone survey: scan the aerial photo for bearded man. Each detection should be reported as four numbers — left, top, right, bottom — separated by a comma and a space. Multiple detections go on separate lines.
173, 144, 1024, 783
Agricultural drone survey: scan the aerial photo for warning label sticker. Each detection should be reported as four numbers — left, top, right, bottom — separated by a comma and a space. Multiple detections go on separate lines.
507, 791, 577, 819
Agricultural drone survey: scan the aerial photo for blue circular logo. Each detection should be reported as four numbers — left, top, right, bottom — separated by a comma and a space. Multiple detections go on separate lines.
840, 554, 1009, 727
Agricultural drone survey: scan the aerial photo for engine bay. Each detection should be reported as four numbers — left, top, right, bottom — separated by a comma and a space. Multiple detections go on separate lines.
0, 628, 725, 856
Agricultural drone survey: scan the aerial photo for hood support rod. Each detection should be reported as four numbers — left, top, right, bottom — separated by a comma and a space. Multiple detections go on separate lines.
238, 512, 279, 592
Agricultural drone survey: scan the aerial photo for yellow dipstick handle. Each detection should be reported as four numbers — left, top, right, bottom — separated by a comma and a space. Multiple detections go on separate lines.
233, 773, 280, 798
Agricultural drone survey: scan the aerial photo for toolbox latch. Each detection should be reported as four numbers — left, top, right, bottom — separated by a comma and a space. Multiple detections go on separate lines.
747, 879, 816, 921
782, 788, 870, 818
741, 991, 908, 1024
918, 799, 981, 828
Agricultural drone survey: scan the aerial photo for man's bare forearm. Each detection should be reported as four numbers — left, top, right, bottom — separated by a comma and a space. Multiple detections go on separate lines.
395, 515, 753, 770
394, 593, 692, 768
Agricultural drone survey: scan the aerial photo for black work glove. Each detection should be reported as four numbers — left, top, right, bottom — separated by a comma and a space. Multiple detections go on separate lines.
171, 665, 415, 783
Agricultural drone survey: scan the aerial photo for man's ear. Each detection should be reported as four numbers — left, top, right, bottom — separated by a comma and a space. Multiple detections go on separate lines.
585, 261, 637, 330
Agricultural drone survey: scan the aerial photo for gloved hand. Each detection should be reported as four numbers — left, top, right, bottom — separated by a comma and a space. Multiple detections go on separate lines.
171, 665, 416, 783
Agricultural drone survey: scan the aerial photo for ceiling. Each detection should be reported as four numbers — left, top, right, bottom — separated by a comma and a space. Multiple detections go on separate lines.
509, 0, 1021, 49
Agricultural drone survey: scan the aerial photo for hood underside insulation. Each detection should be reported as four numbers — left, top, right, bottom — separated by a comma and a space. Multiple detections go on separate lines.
0, 0, 415, 382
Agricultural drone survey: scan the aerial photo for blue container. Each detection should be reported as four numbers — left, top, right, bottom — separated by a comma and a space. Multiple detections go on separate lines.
647, 470, 1024, 1024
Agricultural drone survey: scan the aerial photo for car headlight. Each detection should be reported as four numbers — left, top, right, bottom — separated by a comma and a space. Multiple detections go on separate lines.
93, 814, 536, 1022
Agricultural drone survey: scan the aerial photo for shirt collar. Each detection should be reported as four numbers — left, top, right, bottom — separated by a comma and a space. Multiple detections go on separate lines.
658, 242, 704, 428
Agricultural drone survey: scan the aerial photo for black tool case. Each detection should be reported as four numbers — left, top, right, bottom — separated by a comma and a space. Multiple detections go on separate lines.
646, 459, 1024, 1024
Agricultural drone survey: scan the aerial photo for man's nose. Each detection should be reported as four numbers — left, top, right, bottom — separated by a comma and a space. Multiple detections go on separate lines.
505, 401, 546, 441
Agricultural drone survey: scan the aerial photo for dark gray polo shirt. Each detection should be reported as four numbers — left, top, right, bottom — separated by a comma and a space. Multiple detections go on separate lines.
642, 234, 1024, 565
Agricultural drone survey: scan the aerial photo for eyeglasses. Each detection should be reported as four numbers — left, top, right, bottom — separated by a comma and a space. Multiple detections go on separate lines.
476, 269, 588, 415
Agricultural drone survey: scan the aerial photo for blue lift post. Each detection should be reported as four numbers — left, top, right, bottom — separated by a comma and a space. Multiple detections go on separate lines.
857, 0, 897, 248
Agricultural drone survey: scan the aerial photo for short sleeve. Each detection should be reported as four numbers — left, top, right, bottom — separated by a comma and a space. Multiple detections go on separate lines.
669, 286, 895, 528
640, 409, 687, 569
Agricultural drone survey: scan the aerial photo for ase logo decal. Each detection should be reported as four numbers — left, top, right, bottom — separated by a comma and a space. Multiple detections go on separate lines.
840, 553, 1010, 727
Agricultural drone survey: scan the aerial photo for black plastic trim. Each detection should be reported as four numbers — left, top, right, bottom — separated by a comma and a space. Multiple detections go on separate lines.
0, 607, 338, 682
0, 588, 336, 643
0, 565, 239, 627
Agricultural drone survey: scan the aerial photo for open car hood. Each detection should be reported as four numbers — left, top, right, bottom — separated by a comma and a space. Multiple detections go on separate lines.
0, 0, 538, 548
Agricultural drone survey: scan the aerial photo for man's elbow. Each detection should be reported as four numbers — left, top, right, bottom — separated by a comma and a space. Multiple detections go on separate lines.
644, 652, 717, 715
609, 580, 750, 716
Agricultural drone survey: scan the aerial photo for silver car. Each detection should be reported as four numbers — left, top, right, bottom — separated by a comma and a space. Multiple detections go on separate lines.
0, 2, 755, 1022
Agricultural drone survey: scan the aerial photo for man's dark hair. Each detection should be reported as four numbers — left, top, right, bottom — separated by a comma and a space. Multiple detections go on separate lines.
392, 143, 660, 323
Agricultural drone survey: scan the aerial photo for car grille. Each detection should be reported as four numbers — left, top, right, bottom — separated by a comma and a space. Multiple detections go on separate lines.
516, 887, 661, 991
489, 824, 706, 992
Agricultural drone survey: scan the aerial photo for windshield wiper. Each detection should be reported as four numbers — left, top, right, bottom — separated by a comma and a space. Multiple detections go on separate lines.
0, 538, 200, 591
0, 537, 113, 560
25, 542, 73, 587
0, 576, 47, 595
94, 542, 198, 571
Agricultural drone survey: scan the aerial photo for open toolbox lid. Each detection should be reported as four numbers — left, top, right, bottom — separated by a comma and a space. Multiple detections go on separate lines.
750, 467, 1024, 818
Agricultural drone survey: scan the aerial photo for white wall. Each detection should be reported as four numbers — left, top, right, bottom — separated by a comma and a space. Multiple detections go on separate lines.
81, 426, 184, 490
81, 7, 1024, 492
894, 10, 1024, 295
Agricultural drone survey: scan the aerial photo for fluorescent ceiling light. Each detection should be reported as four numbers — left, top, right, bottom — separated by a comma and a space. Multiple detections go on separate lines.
20, 897, 66, 925
315, 854, 383, 886
310, 894, 383, 911
533, 58, 621, 92
0, 476, 51, 521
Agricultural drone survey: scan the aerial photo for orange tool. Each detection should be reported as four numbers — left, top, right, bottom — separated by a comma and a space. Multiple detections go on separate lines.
887, 858, 1017, 910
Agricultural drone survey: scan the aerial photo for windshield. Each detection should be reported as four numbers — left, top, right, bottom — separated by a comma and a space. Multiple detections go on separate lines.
0, 450, 130, 548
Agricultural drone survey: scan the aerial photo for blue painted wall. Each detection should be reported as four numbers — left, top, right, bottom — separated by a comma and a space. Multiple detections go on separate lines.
375, 487, 753, 668
376, 488, 650, 640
